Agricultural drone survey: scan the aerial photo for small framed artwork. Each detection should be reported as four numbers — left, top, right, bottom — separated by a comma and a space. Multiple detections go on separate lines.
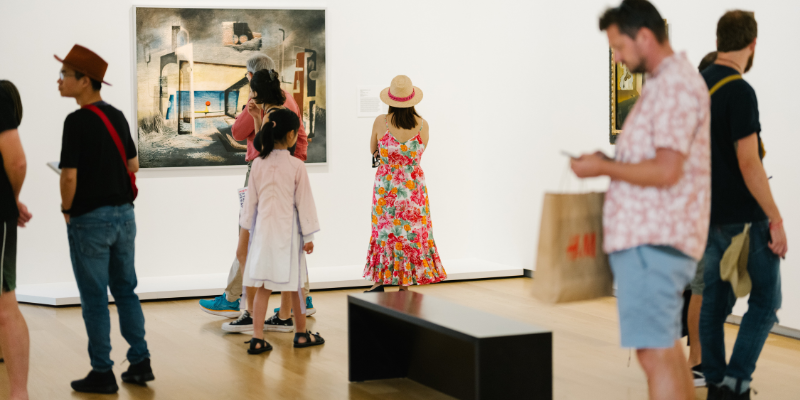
609, 51, 645, 144
609, 20, 668, 144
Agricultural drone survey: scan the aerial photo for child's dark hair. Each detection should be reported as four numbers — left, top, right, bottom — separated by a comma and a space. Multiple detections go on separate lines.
255, 108, 300, 159
250, 69, 286, 106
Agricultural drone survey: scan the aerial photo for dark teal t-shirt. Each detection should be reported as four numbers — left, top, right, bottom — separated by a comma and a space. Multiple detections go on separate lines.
701, 64, 767, 224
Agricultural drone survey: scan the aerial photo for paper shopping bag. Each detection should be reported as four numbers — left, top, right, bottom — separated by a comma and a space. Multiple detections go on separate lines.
533, 192, 613, 304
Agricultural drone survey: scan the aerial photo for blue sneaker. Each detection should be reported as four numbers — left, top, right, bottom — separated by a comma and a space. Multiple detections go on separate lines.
199, 294, 241, 318
273, 296, 316, 317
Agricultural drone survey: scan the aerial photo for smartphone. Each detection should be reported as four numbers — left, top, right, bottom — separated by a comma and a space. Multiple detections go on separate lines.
560, 150, 578, 159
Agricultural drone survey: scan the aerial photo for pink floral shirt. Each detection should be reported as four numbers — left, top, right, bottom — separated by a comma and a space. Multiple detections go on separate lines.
604, 52, 711, 260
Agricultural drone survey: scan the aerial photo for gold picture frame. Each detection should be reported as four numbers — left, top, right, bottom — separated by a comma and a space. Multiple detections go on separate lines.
609, 51, 645, 144
609, 20, 668, 144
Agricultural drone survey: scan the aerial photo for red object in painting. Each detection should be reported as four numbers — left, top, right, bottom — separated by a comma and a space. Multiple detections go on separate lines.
205, 101, 211, 106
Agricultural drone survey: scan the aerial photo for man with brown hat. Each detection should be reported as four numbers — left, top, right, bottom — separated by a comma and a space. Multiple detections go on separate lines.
56, 44, 153, 394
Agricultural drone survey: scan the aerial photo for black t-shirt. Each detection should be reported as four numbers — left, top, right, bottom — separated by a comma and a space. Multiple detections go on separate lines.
701, 65, 767, 224
0, 88, 20, 221
59, 101, 137, 217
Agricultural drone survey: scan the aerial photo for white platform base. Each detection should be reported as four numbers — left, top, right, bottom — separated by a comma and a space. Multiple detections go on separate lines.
15, 258, 523, 306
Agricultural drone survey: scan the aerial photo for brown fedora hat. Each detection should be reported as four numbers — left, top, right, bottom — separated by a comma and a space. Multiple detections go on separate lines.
55, 44, 111, 86
380, 75, 422, 108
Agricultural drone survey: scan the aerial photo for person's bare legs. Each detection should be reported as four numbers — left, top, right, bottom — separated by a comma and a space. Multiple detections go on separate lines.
637, 341, 693, 400
245, 286, 256, 314
687, 294, 703, 367
399, 285, 410, 291
0, 291, 30, 400
291, 291, 318, 344
251, 287, 272, 348
278, 292, 292, 320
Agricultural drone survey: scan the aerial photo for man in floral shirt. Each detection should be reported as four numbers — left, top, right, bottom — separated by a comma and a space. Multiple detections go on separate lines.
572, 1, 710, 399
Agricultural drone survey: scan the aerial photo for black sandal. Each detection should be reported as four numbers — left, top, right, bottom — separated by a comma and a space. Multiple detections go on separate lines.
364, 285, 384, 293
294, 331, 325, 348
245, 338, 273, 354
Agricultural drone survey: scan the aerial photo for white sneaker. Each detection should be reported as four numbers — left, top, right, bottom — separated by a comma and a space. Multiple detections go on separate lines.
222, 311, 254, 333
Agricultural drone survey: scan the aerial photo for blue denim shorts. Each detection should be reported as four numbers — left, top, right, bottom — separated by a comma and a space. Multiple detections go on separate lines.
609, 245, 697, 349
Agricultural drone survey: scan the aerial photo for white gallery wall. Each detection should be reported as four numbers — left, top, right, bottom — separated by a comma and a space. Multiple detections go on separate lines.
1, 0, 799, 330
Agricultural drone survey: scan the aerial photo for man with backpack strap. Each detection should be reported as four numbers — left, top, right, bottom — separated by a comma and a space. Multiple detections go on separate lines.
699, 11, 787, 400
56, 44, 153, 394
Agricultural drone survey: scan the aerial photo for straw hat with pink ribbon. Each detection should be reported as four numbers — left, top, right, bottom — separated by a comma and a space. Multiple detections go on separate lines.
380, 75, 423, 108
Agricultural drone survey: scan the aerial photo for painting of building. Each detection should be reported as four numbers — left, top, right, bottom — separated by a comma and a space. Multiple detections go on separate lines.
135, 7, 326, 167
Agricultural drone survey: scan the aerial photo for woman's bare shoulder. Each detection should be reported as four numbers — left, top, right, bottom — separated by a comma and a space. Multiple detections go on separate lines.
373, 114, 387, 126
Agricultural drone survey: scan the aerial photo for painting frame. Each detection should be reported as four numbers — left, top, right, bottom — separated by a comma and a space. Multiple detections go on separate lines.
609, 49, 646, 144
131, 5, 328, 169
609, 20, 668, 144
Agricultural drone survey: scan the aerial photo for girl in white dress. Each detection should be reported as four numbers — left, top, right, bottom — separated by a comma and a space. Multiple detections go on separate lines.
238, 108, 324, 354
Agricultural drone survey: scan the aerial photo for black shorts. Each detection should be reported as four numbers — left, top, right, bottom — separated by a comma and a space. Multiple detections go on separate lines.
1, 220, 17, 293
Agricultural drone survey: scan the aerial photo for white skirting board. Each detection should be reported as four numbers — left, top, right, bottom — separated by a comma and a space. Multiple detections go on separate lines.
726, 315, 800, 341
15, 258, 523, 306
523, 269, 800, 340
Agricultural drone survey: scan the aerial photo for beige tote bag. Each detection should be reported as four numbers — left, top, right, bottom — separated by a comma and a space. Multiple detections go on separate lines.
533, 192, 614, 304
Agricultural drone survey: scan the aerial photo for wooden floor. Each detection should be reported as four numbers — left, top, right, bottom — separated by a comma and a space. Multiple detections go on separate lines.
3, 277, 799, 399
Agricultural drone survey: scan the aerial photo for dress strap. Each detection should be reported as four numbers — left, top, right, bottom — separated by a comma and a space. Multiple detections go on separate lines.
384, 115, 389, 130
418, 118, 424, 133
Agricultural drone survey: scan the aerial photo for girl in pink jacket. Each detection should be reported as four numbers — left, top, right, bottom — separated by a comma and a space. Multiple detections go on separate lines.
238, 108, 324, 353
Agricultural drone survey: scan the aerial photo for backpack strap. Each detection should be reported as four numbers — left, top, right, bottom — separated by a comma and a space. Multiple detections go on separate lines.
708, 74, 742, 96
82, 104, 138, 199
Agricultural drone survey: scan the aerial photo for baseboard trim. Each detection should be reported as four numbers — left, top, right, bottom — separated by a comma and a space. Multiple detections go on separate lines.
523, 269, 534, 278
725, 315, 800, 340
16, 258, 523, 306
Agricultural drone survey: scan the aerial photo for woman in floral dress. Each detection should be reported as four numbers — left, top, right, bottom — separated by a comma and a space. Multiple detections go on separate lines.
364, 75, 446, 292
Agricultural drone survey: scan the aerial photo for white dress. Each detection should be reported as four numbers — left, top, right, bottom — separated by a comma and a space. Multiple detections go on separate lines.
239, 150, 320, 294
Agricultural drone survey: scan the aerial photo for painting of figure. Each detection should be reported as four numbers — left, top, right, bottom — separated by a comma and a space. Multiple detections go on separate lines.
609, 50, 644, 144
135, 7, 326, 167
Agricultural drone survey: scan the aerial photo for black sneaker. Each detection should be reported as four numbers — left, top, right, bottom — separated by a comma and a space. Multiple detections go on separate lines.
121, 358, 155, 386
71, 370, 118, 394
693, 364, 706, 387
264, 311, 294, 332
222, 310, 254, 333
718, 386, 751, 400
707, 384, 720, 400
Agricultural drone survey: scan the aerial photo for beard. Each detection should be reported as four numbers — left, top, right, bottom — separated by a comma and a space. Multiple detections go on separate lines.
744, 52, 754, 73
627, 55, 647, 74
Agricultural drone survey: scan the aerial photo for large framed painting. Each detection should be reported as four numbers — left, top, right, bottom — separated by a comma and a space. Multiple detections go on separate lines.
134, 7, 327, 167
609, 20, 668, 144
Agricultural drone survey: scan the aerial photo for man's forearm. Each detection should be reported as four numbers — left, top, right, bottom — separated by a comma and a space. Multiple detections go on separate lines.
4, 158, 26, 201
601, 158, 680, 187
741, 160, 781, 221
60, 175, 77, 210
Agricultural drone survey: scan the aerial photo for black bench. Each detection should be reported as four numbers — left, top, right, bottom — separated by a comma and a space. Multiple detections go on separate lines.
348, 291, 552, 399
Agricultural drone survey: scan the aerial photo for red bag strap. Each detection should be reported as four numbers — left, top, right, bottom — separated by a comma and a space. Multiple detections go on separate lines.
82, 104, 129, 167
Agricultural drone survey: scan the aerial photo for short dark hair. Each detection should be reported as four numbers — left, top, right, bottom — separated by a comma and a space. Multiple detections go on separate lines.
73, 71, 102, 91
250, 69, 285, 106
599, 0, 667, 44
698, 51, 718, 72
0, 80, 23, 126
717, 11, 757, 52
388, 106, 421, 130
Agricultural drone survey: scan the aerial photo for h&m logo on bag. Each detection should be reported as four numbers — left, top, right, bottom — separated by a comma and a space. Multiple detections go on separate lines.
566, 233, 597, 261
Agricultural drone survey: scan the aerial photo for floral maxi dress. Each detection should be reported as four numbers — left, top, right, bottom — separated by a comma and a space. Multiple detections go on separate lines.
364, 119, 446, 286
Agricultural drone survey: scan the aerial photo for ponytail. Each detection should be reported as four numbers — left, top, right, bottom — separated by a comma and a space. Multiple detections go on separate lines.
256, 108, 301, 159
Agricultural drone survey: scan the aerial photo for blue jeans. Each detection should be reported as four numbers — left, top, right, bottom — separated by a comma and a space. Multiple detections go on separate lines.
700, 220, 781, 385
67, 204, 149, 372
